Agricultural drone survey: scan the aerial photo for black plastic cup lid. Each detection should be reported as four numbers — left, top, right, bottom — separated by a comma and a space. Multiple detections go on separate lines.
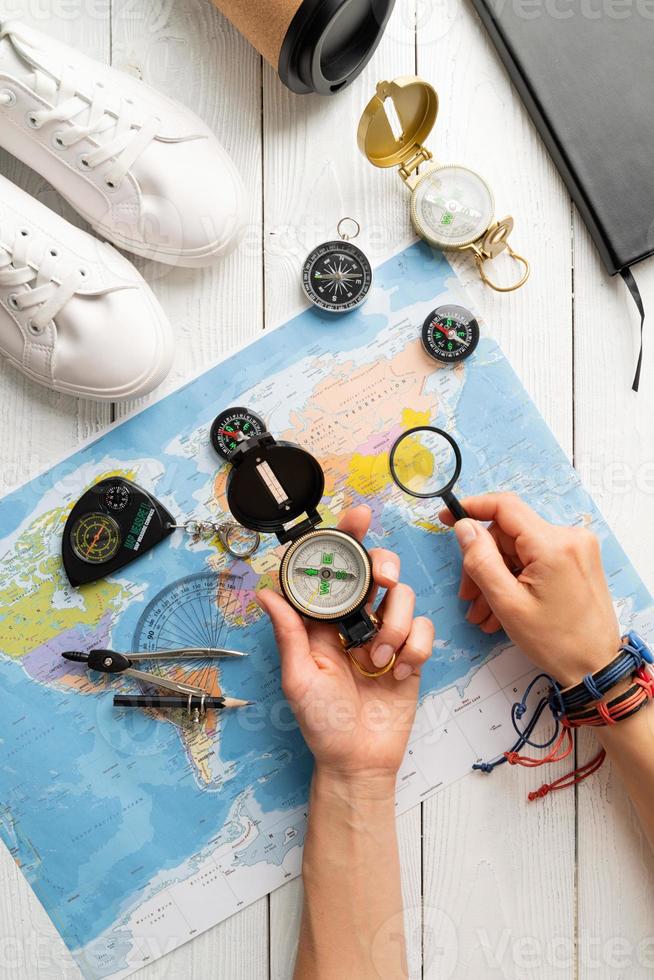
279, 0, 396, 96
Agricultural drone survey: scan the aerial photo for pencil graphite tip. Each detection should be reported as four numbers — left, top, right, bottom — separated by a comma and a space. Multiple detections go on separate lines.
223, 697, 254, 708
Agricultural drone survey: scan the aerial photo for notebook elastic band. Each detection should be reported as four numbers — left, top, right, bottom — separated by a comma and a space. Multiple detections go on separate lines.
621, 266, 644, 392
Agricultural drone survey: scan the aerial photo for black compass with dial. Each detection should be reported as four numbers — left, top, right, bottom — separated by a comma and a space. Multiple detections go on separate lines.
102, 482, 131, 512
62, 477, 175, 587
210, 407, 267, 460
302, 219, 373, 313
421, 305, 480, 364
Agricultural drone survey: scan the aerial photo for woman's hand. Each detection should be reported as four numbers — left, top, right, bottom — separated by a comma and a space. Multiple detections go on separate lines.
257, 504, 434, 780
439, 493, 621, 688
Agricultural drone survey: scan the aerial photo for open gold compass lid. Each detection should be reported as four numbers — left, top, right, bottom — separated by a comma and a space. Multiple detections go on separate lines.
357, 76, 438, 169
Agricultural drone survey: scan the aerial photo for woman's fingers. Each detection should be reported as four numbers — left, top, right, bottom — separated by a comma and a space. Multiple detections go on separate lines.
460, 571, 481, 602
392, 616, 435, 680
480, 612, 502, 634
369, 547, 400, 588
369, 583, 415, 669
438, 493, 547, 535
257, 589, 317, 698
337, 504, 372, 541
466, 593, 492, 626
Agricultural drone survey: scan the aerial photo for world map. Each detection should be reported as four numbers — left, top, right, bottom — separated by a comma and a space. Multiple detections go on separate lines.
0, 242, 652, 979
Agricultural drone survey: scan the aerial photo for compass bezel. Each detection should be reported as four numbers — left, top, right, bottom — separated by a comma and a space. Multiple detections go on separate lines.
411, 164, 495, 250
70, 512, 122, 565
302, 239, 373, 313
280, 528, 373, 622
210, 406, 267, 461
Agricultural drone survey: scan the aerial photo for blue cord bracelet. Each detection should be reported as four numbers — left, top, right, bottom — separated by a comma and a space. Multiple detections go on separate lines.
560, 631, 652, 711
473, 631, 654, 778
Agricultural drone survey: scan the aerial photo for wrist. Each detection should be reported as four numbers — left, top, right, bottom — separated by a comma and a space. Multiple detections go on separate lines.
555, 634, 623, 689
312, 765, 397, 803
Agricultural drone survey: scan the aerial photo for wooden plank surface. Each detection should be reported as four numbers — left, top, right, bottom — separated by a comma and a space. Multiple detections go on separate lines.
418, 4, 575, 977
0, 9, 112, 980
573, 211, 654, 980
0, 0, 652, 977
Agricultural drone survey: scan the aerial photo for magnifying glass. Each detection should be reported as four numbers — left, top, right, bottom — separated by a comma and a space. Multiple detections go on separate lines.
389, 426, 469, 521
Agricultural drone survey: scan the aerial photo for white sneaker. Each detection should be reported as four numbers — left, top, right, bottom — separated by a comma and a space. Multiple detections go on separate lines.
0, 172, 174, 400
0, 19, 246, 268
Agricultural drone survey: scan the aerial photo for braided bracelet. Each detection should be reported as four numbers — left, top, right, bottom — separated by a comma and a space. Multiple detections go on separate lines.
473, 630, 654, 802
566, 666, 654, 726
559, 631, 653, 712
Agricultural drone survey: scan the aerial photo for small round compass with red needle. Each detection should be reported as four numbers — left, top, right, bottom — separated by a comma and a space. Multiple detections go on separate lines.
210, 407, 267, 460
421, 305, 480, 364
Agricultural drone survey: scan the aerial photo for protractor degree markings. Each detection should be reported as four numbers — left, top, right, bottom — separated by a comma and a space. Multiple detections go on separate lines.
154, 621, 203, 650
198, 587, 220, 650
174, 594, 215, 648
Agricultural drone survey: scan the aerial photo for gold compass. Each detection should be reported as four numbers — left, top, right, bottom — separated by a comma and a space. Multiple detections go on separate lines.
358, 76, 530, 293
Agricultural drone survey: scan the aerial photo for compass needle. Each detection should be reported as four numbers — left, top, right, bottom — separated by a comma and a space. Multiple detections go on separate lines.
421, 305, 479, 364
211, 407, 267, 461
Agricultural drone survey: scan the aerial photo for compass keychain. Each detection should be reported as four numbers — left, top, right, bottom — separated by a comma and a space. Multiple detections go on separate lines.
62, 477, 259, 586
301, 218, 373, 313
421, 305, 480, 364
357, 77, 529, 293
221, 416, 393, 678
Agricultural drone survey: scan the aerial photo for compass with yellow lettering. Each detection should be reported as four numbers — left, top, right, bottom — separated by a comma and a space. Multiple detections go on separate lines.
357, 76, 530, 293
70, 512, 122, 565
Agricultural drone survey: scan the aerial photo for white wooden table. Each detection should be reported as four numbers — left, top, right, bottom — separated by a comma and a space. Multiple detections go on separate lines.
2, 2, 654, 977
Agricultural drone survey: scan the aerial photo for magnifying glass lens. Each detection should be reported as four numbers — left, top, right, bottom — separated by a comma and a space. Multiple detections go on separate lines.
391, 429, 458, 497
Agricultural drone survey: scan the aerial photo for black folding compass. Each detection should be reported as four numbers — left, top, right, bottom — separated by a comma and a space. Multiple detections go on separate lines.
421, 305, 480, 364
223, 419, 393, 677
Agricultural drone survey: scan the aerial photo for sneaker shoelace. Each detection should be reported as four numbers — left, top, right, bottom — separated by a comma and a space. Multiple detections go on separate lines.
0, 229, 85, 334
0, 21, 159, 190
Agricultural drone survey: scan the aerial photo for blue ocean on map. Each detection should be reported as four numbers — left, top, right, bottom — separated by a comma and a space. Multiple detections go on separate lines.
0, 241, 651, 979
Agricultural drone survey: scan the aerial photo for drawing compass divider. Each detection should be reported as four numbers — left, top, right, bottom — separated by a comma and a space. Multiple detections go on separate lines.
62, 649, 253, 720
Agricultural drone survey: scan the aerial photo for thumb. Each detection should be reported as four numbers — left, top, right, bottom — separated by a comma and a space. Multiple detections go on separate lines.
454, 519, 523, 615
256, 589, 317, 697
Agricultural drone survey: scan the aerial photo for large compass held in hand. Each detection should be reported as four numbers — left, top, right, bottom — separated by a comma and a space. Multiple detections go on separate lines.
221, 418, 392, 678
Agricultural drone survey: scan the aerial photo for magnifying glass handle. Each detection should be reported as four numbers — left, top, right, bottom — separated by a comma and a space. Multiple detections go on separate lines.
441, 491, 468, 522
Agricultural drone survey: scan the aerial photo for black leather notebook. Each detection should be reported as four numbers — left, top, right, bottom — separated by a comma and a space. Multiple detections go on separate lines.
470, 0, 653, 386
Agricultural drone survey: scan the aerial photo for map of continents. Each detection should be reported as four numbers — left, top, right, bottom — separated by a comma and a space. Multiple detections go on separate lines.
0, 241, 652, 980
